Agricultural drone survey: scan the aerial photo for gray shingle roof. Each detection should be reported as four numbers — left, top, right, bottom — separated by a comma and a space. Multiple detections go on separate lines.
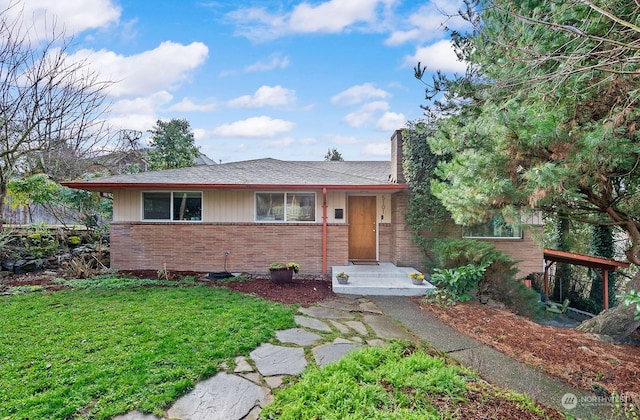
64, 158, 401, 191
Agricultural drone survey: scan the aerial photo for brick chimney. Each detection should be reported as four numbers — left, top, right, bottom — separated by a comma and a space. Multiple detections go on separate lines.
390, 129, 404, 184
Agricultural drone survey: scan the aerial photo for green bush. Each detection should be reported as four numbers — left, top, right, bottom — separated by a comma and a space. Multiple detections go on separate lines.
67, 236, 81, 246
432, 238, 508, 268
432, 238, 543, 319
430, 262, 489, 302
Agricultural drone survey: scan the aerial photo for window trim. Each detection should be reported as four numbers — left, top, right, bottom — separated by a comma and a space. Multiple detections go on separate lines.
254, 191, 317, 223
462, 217, 523, 240
141, 190, 203, 222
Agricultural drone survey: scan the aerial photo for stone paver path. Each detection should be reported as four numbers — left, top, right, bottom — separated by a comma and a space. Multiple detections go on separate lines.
114, 296, 414, 420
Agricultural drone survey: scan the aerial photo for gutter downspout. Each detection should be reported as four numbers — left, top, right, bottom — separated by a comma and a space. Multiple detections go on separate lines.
322, 187, 327, 275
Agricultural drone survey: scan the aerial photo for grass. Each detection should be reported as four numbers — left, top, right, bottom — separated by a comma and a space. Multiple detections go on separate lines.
261, 341, 558, 419
0, 281, 295, 419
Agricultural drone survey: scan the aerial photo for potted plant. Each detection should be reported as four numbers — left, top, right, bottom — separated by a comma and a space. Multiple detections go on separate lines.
409, 272, 425, 285
335, 271, 349, 284
269, 262, 299, 284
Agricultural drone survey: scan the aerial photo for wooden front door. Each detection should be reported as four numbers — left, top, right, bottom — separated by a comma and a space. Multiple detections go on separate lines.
348, 196, 377, 260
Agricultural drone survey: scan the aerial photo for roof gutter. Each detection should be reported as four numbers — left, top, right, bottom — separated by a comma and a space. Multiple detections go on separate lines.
60, 182, 408, 192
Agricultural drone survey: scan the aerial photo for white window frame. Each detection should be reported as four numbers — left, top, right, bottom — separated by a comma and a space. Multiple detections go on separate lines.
141, 191, 203, 222
255, 191, 317, 223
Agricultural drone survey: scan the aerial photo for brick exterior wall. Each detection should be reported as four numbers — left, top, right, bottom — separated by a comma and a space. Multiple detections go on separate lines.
110, 194, 543, 278
476, 226, 545, 276
385, 191, 544, 278
388, 191, 424, 269
111, 222, 348, 275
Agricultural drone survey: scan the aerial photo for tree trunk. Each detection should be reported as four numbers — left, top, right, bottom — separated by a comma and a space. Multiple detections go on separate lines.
0, 179, 6, 230
577, 271, 640, 341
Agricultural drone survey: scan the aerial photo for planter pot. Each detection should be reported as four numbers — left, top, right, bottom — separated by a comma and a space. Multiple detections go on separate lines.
336, 276, 349, 284
411, 278, 424, 285
270, 267, 294, 284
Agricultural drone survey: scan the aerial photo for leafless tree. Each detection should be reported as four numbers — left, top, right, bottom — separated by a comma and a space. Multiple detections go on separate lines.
0, 2, 112, 227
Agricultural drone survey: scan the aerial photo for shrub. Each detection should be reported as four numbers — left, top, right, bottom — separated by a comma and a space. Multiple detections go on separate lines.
430, 262, 489, 302
433, 238, 507, 268
432, 238, 543, 319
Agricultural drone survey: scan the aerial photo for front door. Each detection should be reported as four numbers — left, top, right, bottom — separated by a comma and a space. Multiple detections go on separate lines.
348, 196, 377, 261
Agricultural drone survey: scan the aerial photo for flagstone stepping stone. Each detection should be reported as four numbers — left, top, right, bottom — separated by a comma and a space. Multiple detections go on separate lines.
276, 328, 322, 346
329, 320, 350, 334
312, 338, 362, 367
359, 300, 383, 314
345, 320, 368, 335
363, 315, 413, 341
317, 296, 363, 312
294, 315, 331, 332
234, 356, 253, 373
264, 375, 285, 389
250, 343, 307, 376
367, 338, 386, 347
298, 306, 352, 319
166, 372, 268, 420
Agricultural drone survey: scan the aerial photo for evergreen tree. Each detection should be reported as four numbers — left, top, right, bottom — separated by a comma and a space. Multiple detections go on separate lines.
589, 225, 616, 311
415, 0, 640, 339
324, 148, 344, 161
147, 119, 200, 170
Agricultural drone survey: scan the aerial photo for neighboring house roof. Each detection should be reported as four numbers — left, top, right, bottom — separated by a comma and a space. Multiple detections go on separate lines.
62, 158, 406, 192
90, 149, 216, 175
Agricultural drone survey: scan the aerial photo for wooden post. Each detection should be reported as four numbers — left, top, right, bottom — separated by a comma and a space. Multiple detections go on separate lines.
603, 270, 609, 310
544, 260, 550, 299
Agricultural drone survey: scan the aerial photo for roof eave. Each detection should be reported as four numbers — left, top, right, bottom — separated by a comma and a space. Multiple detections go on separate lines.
61, 182, 408, 193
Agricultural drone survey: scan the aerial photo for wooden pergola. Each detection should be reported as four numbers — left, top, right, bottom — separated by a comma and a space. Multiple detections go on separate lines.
543, 249, 630, 310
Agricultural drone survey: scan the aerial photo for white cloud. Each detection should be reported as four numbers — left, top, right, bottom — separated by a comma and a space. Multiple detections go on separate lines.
299, 136, 318, 145
288, 0, 379, 33
68, 41, 209, 98
402, 39, 466, 73
212, 116, 295, 138
227, 0, 395, 41
330, 135, 359, 145
228, 85, 296, 109
264, 137, 294, 147
107, 91, 173, 132
362, 142, 390, 157
331, 83, 390, 106
386, 1, 470, 46
343, 101, 389, 128
375, 111, 406, 131
169, 98, 217, 112
245, 55, 290, 72
0, 0, 121, 39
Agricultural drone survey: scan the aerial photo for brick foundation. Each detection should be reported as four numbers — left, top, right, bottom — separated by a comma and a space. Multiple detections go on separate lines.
111, 222, 348, 275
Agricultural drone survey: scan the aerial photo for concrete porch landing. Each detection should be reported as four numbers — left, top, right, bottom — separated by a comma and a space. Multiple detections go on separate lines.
331, 263, 435, 296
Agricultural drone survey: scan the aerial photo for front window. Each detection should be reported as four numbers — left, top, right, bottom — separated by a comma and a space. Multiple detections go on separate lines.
463, 216, 522, 239
256, 192, 316, 222
143, 191, 202, 221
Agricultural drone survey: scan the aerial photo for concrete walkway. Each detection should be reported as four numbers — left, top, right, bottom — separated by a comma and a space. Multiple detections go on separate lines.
371, 296, 613, 420
113, 295, 612, 420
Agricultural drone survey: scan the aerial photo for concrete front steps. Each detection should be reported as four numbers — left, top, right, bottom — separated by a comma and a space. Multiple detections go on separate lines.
331, 263, 435, 296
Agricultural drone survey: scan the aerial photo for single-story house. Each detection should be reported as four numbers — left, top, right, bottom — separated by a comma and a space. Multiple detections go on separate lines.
62, 130, 544, 276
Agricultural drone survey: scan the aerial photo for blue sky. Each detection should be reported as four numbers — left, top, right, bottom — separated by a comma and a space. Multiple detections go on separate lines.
5, 0, 468, 163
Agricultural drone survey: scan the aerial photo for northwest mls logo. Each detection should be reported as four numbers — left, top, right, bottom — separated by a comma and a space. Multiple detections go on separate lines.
561, 393, 578, 410
562, 392, 631, 410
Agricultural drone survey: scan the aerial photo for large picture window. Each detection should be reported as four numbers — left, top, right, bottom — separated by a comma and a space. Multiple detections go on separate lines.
256, 192, 316, 222
143, 191, 202, 221
463, 216, 522, 239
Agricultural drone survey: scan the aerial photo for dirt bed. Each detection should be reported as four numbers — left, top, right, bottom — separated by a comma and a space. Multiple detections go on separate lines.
420, 299, 640, 404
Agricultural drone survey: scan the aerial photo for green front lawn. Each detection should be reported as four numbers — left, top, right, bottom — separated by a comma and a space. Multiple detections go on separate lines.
0, 283, 295, 419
